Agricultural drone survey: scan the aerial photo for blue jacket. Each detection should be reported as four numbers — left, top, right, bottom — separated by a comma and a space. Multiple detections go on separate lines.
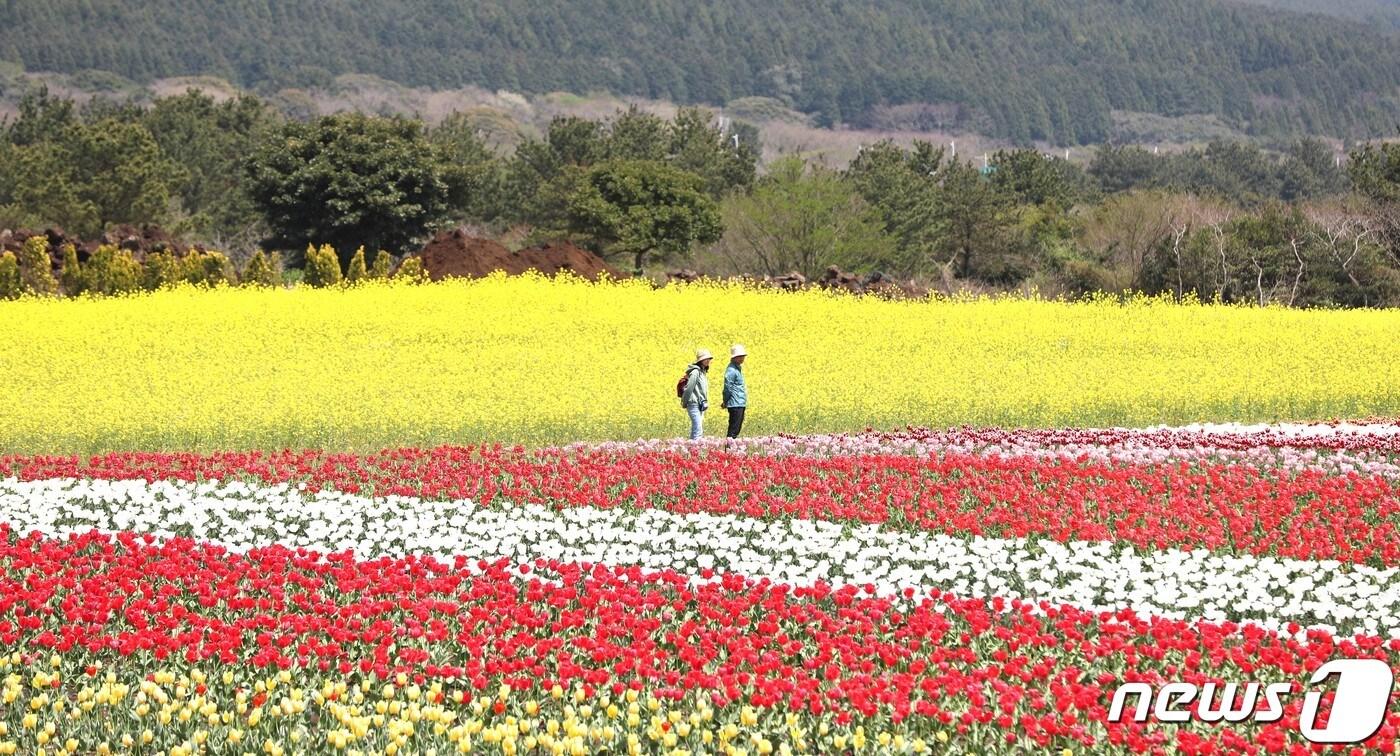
722, 362, 746, 408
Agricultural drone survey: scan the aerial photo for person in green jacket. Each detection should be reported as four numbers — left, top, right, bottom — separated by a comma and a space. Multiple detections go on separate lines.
722, 344, 748, 438
681, 348, 712, 440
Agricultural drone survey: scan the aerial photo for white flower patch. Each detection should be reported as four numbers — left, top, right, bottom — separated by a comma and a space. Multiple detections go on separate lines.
1160, 422, 1400, 438
1, 477, 1396, 639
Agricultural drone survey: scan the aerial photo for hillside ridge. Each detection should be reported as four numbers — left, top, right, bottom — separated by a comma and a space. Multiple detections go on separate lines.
3, 0, 1400, 144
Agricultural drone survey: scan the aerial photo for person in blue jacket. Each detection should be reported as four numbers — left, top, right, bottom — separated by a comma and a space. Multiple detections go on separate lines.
722, 344, 748, 438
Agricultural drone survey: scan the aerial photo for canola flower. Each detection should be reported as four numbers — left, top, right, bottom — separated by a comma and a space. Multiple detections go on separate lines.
1, 275, 1399, 453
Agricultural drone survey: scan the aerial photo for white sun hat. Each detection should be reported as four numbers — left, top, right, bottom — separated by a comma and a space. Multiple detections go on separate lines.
731, 344, 747, 357
696, 348, 713, 361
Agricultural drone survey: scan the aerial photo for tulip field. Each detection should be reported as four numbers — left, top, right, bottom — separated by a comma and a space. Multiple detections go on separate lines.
1, 279, 1399, 754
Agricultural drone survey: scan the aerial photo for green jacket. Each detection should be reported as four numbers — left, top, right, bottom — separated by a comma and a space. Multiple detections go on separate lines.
680, 363, 708, 409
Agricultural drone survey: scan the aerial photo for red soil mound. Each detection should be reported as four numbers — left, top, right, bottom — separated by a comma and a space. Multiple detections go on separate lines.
514, 241, 623, 280
418, 229, 622, 282
418, 231, 512, 281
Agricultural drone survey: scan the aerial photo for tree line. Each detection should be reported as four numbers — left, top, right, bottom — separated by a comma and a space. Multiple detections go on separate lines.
1233, 0, 1400, 31
0, 234, 434, 300
5, 88, 1400, 307
5, 0, 1400, 143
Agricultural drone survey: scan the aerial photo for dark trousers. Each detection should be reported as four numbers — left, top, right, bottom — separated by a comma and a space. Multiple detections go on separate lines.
726, 406, 746, 438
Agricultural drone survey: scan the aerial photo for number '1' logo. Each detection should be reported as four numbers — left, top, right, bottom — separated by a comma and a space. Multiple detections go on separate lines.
1299, 659, 1393, 744
1108, 658, 1394, 744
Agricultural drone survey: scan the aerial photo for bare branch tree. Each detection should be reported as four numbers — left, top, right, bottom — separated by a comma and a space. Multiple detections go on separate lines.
1170, 223, 1188, 302
1081, 190, 1188, 293
1288, 237, 1304, 307
1248, 252, 1265, 307
1190, 202, 1234, 302
1304, 201, 1378, 306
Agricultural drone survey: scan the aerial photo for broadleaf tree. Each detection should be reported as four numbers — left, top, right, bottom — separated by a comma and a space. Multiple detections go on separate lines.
564, 160, 723, 275
713, 156, 895, 279
245, 113, 451, 267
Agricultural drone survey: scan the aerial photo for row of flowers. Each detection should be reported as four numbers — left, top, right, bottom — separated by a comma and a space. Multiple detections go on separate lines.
4, 440, 1398, 565
573, 423, 1400, 478
13, 423, 1400, 483
3, 426, 1397, 752
0, 526, 1394, 754
2, 477, 1396, 639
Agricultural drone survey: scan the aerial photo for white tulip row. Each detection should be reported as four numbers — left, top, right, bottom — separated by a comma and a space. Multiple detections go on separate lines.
1, 477, 1395, 640
1158, 422, 1400, 437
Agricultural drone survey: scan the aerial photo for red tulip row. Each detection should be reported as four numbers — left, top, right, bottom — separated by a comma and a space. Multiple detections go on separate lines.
5, 443, 1399, 565
869, 425, 1400, 455
2, 526, 1395, 753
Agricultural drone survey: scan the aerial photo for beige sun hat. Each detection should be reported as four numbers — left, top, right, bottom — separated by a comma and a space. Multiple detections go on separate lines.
731, 344, 747, 357
695, 348, 713, 361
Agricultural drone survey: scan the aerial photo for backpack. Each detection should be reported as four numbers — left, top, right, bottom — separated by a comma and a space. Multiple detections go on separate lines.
675, 366, 694, 398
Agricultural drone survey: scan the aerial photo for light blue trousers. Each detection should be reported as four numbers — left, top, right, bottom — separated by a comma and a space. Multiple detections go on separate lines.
686, 404, 703, 440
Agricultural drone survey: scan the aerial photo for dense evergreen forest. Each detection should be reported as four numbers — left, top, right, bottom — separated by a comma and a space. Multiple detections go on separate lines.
1230, 0, 1400, 30
3, 0, 1400, 144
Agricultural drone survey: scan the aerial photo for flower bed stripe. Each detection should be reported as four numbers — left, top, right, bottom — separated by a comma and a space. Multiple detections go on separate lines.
579, 423, 1400, 478
0, 527, 1395, 754
3, 477, 1397, 637
6, 440, 1399, 565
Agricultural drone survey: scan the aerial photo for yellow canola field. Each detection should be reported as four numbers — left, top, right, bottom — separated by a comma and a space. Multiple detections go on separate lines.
2, 274, 1399, 454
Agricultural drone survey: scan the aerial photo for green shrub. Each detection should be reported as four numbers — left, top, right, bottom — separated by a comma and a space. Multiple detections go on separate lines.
84, 245, 143, 295
394, 255, 428, 283
142, 251, 183, 290
370, 250, 392, 279
1060, 258, 1113, 298
17, 236, 58, 296
268, 252, 284, 284
59, 244, 87, 296
0, 251, 21, 300
345, 246, 368, 284
241, 250, 282, 287
303, 244, 342, 287
181, 250, 238, 287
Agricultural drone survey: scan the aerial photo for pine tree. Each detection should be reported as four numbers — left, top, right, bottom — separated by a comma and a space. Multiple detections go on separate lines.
182, 251, 238, 287
59, 244, 87, 296
268, 252, 284, 285
370, 250, 392, 279
241, 250, 281, 287
142, 251, 183, 290
394, 255, 428, 283
345, 246, 368, 283
303, 244, 343, 287
17, 236, 59, 296
84, 246, 143, 296
0, 252, 21, 300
